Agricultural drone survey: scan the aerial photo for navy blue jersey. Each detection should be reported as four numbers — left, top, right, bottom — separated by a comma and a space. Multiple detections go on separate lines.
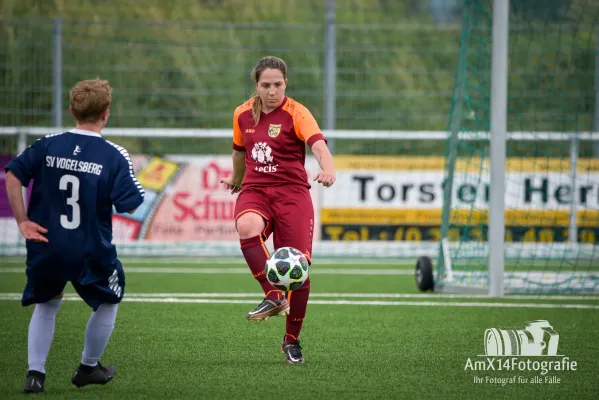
6, 129, 145, 279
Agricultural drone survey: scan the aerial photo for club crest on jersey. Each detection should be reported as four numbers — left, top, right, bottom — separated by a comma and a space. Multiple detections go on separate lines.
268, 124, 282, 138
73, 145, 81, 156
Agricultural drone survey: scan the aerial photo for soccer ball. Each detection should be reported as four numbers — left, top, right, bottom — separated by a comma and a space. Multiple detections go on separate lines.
265, 247, 309, 291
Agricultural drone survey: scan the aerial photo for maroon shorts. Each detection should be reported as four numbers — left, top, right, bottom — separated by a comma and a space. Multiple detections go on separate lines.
234, 185, 314, 262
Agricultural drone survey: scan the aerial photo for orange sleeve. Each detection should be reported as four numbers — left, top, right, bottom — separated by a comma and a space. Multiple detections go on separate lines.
232, 107, 244, 148
292, 104, 327, 148
232, 106, 248, 152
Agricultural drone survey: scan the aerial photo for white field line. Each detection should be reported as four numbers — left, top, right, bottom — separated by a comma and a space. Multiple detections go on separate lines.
2, 267, 598, 281
0, 267, 414, 275
0, 293, 598, 309
0, 257, 415, 266
3, 257, 593, 266
2, 292, 595, 301
2, 267, 597, 278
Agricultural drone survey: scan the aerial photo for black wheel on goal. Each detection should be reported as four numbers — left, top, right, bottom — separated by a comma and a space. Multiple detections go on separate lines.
415, 256, 434, 292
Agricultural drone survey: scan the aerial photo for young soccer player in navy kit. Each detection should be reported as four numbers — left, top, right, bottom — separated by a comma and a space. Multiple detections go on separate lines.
5, 78, 144, 393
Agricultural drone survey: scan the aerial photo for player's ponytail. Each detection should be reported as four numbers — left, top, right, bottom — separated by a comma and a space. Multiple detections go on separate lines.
251, 94, 262, 126
251, 56, 288, 126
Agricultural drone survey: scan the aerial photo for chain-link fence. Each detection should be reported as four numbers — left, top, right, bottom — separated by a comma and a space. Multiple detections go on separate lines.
0, 17, 460, 130
1, 0, 597, 157
0, 0, 464, 134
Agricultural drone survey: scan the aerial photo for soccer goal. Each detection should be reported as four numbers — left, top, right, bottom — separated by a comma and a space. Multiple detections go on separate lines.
418, 0, 599, 295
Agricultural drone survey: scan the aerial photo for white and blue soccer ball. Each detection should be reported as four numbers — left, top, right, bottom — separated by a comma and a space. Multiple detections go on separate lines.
265, 247, 309, 291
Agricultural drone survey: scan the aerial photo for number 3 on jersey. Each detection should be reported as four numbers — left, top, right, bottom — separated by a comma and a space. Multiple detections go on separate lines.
59, 174, 80, 229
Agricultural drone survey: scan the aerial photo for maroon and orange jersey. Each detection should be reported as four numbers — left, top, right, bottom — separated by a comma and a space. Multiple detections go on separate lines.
232, 96, 326, 188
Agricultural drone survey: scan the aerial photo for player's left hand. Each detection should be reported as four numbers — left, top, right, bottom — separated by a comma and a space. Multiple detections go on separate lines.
19, 220, 49, 243
313, 171, 336, 187
220, 176, 242, 194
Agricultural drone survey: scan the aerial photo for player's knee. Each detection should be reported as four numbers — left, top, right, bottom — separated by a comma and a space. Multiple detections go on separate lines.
236, 213, 265, 239
301, 277, 311, 290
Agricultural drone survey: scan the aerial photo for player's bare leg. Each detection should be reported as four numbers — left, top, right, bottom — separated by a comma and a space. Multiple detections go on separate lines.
237, 212, 288, 321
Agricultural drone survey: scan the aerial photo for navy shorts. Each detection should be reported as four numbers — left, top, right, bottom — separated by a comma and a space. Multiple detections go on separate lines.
22, 260, 126, 311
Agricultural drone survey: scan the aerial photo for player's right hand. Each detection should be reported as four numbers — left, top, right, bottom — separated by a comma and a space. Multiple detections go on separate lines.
220, 177, 242, 194
18, 220, 49, 243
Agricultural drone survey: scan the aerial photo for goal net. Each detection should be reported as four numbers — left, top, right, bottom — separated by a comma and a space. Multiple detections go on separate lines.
435, 0, 599, 294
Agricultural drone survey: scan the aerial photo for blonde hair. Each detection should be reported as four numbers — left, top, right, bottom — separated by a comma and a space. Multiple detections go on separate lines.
251, 56, 287, 125
69, 78, 112, 123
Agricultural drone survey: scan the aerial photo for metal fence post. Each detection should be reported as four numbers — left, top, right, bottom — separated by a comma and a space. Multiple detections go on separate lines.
488, 0, 509, 298
17, 129, 27, 207
324, 0, 336, 153
569, 133, 579, 244
53, 18, 63, 128
594, 27, 599, 157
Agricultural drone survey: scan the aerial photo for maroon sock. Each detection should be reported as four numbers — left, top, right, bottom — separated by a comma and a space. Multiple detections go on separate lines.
240, 235, 282, 300
285, 277, 310, 342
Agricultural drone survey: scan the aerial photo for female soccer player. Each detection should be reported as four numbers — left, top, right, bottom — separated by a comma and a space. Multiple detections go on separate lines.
221, 56, 336, 364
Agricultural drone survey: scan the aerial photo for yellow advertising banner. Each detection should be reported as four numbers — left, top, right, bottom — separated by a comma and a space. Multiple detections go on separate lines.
322, 156, 599, 243
136, 157, 180, 192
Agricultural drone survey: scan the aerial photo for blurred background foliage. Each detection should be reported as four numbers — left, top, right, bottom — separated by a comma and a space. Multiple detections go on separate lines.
0, 0, 597, 156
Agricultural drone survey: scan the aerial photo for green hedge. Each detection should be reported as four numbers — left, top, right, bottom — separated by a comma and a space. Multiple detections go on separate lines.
0, 0, 597, 156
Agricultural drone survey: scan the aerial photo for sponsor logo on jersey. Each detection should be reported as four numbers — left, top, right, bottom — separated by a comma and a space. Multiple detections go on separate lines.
251, 142, 278, 173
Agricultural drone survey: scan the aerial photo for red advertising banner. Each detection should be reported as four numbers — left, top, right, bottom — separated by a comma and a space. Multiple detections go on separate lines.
113, 155, 321, 242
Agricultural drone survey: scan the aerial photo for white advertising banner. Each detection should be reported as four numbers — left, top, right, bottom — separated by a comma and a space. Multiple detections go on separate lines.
324, 171, 599, 210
